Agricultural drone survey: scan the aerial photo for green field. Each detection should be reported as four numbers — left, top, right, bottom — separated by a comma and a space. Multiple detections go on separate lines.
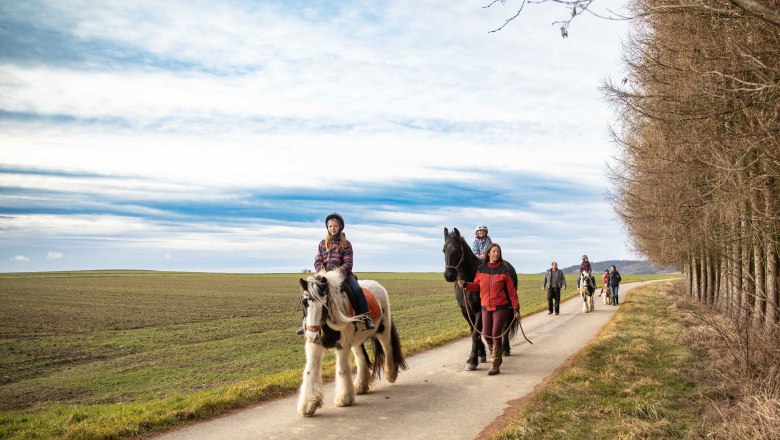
0, 271, 677, 439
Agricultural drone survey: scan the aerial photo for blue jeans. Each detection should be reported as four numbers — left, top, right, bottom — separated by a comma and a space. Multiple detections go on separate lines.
345, 275, 369, 316
610, 285, 619, 305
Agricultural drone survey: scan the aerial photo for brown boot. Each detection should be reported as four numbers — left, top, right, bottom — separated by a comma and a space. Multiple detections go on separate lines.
488, 346, 503, 376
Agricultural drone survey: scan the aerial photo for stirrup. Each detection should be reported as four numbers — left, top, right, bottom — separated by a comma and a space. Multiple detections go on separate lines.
362, 316, 375, 332
296, 326, 305, 335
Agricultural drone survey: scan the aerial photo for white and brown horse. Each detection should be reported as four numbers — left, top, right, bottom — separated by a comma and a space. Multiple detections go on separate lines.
297, 270, 407, 416
579, 271, 595, 313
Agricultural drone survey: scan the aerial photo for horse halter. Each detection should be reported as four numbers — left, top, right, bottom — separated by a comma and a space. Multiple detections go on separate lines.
444, 241, 465, 272
301, 287, 330, 333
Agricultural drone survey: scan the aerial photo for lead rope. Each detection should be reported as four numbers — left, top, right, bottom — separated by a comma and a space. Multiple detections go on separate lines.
452, 242, 532, 344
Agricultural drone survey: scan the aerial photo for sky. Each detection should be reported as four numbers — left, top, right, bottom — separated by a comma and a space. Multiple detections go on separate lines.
0, 0, 636, 274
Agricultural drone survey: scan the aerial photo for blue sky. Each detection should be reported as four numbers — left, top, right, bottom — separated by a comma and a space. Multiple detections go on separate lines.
0, 0, 634, 273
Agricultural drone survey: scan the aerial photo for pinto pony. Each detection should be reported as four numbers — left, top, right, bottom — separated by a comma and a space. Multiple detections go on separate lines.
443, 227, 519, 371
602, 281, 611, 305
579, 271, 595, 313
297, 270, 407, 417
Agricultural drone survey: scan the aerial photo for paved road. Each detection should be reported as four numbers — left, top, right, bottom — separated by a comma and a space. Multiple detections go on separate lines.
157, 282, 648, 440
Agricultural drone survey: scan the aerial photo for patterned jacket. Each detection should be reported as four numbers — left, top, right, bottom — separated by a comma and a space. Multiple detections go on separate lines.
464, 262, 519, 311
471, 236, 492, 260
314, 237, 353, 275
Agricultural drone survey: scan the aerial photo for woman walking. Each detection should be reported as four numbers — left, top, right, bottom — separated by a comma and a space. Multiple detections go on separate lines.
457, 243, 519, 375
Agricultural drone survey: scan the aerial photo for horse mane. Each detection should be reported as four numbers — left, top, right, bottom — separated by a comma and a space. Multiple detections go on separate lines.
452, 230, 481, 275
311, 270, 361, 327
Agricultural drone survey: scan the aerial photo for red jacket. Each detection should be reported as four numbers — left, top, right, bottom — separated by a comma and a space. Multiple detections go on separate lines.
465, 262, 519, 311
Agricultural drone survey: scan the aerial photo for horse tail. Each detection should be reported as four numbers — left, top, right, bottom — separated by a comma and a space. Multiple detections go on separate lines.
369, 336, 385, 381
390, 322, 408, 373
360, 344, 374, 371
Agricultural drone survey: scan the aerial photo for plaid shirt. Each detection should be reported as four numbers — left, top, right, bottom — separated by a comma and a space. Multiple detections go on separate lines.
314, 237, 353, 274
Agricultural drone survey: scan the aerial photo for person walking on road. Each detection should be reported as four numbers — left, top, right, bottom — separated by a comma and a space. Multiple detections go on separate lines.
543, 261, 567, 315
609, 265, 622, 306
457, 243, 519, 376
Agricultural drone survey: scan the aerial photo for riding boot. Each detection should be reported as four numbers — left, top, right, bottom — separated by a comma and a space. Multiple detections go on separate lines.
363, 315, 375, 331
488, 346, 503, 376
487, 344, 494, 358
296, 326, 305, 336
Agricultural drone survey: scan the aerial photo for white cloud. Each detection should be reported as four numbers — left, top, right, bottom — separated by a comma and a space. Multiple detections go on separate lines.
0, 0, 638, 273
46, 251, 63, 259
11, 255, 30, 262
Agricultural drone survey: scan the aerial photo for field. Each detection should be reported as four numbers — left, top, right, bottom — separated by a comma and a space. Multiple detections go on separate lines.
0, 271, 676, 439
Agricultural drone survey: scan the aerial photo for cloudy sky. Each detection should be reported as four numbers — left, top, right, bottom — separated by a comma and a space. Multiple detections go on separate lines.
0, 0, 634, 273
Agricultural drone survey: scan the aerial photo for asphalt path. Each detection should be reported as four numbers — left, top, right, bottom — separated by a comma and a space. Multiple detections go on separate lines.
156, 281, 650, 440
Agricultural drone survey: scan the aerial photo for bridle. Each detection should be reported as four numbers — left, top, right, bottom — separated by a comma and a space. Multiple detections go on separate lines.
444, 239, 465, 275
301, 286, 330, 333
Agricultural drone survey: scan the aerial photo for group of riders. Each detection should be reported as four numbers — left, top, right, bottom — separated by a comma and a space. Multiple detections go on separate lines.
297, 214, 622, 375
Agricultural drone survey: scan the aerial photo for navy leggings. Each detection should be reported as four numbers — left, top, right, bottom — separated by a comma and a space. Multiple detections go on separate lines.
481, 308, 511, 347
344, 275, 369, 316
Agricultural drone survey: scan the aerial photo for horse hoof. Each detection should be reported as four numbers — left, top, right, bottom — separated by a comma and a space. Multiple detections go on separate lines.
465, 363, 478, 371
479, 356, 487, 363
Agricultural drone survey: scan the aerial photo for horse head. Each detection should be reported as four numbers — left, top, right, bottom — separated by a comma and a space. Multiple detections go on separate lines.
443, 227, 467, 282
299, 275, 331, 343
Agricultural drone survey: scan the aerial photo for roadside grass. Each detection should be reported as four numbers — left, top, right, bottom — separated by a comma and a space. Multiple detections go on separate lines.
489, 280, 709, 439
0, 271, 676, 439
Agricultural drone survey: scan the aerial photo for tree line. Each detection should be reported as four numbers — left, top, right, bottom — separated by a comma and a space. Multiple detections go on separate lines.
603, 0, 779, 331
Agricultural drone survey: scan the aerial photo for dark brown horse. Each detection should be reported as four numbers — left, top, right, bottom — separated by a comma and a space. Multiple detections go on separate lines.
443, 227, 518, 371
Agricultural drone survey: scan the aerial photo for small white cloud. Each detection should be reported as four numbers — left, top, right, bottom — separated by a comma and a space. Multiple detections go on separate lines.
11, 255, 30, 262
46, 251, 64, 259
164, 253, 173, 259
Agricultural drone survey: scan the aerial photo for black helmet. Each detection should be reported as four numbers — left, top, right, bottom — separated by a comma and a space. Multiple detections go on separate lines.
325, 212, 345, 230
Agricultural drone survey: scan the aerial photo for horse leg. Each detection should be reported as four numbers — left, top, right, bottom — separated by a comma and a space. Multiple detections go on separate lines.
502, 331, 511, 356
333, 346, 355, 407
475, 311, 487, 363
581, 292, 588, 313
352, 344, 371, 395
298, 342, 324, 417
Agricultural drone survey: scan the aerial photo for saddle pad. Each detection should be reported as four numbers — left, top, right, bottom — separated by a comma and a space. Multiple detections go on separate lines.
348, 289, 382, 321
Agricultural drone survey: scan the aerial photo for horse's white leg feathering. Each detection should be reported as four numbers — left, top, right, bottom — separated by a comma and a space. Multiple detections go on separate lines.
333, 347, 355, 407
298, 342, 324, 416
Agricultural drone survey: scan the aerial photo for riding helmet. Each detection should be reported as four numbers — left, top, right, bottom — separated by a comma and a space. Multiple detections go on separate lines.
475, 225, 488, 234
325, 212, 345, 230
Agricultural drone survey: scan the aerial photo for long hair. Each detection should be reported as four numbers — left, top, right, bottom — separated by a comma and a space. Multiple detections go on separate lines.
324, 231, 348, 252
482, 242, 505, 265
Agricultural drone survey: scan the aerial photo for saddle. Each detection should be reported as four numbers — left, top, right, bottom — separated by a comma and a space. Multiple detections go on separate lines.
345, 288, 382, 321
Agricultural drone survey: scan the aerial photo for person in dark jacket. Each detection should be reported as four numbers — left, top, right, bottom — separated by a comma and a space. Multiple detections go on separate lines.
297, 212, 374, 335
543, 261, 567, 315
457, 243, 519, 376
609, 265, 622, 306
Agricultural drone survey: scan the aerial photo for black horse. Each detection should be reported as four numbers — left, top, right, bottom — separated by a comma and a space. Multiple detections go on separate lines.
443, 227, 519, 371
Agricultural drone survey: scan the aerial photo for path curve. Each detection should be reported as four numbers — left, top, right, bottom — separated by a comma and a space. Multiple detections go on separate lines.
156, 281, 651, 440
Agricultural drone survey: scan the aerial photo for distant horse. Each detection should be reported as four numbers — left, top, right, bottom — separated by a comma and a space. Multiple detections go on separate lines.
580, 271, 595, 313
443, 227, 519, 371
601, 281, 611, 306
297, 270, 407, 416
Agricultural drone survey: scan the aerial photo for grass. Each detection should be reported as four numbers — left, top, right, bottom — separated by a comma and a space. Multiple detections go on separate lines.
489, 279, 709, 439
0, 271, 677, 439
